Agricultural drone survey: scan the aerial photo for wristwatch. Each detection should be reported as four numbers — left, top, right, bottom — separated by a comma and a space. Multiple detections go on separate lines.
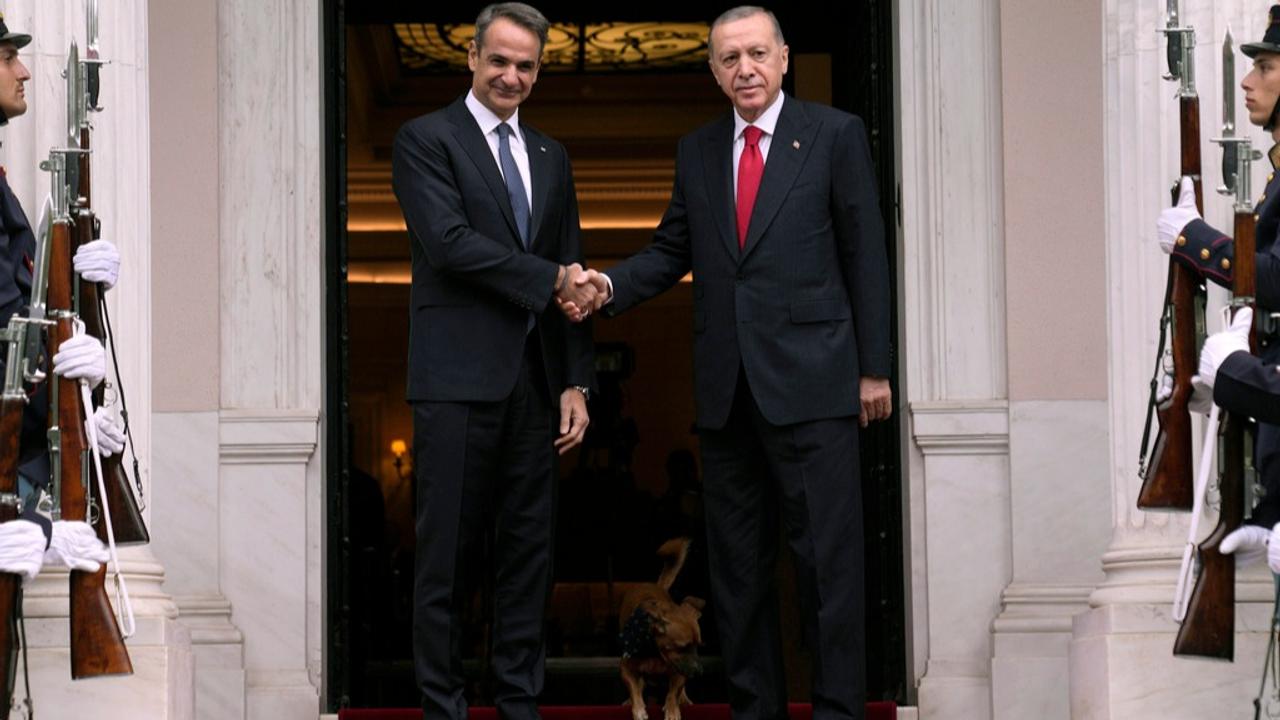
571, 385, 591, 401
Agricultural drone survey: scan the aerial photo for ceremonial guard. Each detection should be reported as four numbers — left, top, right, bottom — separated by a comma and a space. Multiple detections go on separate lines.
1156, 6, 1280, 551
0, 11, 136, 712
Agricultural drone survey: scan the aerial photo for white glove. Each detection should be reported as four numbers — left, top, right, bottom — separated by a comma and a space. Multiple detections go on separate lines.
1198, 307, 1252, 389
72, 239, 120, 290
52, 333, 105, 389
1156, 176, 1200, 254
1222, 524, 1271, 568
1270, 523, 1280, 575
43, 520, 107, 573
90, 406, 125, 456
1155, 370, 1213, 414
0, 520, 48, 581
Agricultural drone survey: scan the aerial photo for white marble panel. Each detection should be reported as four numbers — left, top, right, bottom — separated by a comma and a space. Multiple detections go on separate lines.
918, 675, 991, 720
1070, 603, 1271, 719
154, 411, 221, 594
218, 0, 322, 412
897, 0, 1007, 404
219, 411, 319, 718
921, 451, 1010, 662
221, 461, 309, 669
1007, 401, 1110, 582
18, 615, 193, 720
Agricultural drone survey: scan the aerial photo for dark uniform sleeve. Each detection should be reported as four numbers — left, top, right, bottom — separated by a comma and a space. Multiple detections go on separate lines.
1171, 218, 1234, 288
1214, 351, 1280, 423
1216, 351, 1280, 530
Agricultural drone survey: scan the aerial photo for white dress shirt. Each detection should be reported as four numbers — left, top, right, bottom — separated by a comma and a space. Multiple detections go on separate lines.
731, 92, 785, 196
465, 90, 533, 211
600, 93, 788, 305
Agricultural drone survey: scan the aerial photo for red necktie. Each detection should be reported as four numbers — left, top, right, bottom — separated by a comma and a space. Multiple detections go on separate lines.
736, 125, 764, 250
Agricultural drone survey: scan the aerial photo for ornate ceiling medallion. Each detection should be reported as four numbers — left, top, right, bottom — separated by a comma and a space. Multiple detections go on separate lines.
393, 22, 710, 74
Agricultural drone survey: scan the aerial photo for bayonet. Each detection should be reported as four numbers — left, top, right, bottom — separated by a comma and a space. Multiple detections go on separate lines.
83, 0, 102, 112
1212, 27, 1262, 212
62, 42, 82, 204
1216, 28, 1242, 196
1160, 0, 1196, 97
25, 152, 68, 384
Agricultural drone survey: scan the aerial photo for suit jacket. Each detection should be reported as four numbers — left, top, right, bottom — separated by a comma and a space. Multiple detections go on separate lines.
606, 96, 890, 429
392, 96, 594, 403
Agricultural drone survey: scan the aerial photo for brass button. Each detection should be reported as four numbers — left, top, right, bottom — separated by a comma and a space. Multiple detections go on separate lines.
1200, 248, 1211, 260
1177, 235, 1187, 247
1221, 258, 1231, 270
1256, 213, 1261, 222
1270, 173, 1276, 182
1262, 193, 1268, 203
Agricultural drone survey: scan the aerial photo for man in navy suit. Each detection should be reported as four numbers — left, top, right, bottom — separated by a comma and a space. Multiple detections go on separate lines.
390, 4, 598, 718
569, 6, 893, 719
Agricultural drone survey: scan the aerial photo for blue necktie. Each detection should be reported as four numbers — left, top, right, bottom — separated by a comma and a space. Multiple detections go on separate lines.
497, 123, 530, 249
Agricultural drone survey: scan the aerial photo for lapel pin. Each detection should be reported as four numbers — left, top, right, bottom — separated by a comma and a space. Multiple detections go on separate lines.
540, 145, 547, 152
792, 140, 801, 150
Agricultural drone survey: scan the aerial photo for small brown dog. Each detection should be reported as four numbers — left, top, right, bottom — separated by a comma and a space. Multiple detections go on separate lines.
619, 538, 705, 720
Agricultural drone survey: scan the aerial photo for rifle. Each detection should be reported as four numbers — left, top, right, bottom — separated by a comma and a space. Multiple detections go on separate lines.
0, 317, 41, 718
71, 0, 147, 546
1173, 28, 1258, 659
1139, 0, 1208, 511
44, 45, 130, 678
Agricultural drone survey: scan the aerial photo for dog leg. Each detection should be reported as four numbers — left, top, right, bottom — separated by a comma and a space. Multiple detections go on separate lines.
678, 686, 691, 706
663, 675, 688, 720
622, 663, 648, 720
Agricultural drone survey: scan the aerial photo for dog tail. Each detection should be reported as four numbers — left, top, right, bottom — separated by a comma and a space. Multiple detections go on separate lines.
656, 537, 692, 591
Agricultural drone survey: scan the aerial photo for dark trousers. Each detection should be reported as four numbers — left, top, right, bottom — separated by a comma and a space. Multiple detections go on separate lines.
412, 345, 556, 720
699, 375, 866, 720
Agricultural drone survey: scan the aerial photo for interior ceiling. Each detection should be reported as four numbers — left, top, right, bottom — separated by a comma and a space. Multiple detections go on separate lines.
393, 22, 711, 74
346, 21, 728, 282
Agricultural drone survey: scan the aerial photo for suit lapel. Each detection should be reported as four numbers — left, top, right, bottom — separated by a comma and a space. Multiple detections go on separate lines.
447, 99, 522, 248
525, 126, 552, 252
741, 98, 817, 261
700, 114, 739, 263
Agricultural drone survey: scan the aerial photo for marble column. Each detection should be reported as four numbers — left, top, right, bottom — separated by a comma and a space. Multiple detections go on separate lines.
216, 0, 325, 717
1069, 2, 1275, 717
897, 0, 1012, 717
0, 0, 194, 717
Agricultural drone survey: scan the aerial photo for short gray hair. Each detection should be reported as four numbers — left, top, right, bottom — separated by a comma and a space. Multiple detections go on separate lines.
475, 3, 550, 54
708, 6, 785, 54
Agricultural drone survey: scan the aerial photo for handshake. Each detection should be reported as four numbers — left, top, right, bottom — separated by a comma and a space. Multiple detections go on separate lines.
554, 263, 610, 323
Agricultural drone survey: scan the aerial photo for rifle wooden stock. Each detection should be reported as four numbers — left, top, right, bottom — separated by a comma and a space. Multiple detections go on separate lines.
1139, 99, 1205, 511
74, 128, 147, 547
49, 219, 130, 679
1173, 413, 1243, 659
1138, 260, 1200, 510
0, 397, 24, 715
1173, 207, 1256, 659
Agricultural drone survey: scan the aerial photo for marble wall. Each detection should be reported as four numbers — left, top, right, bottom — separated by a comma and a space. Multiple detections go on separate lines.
899, 0, 1275, 717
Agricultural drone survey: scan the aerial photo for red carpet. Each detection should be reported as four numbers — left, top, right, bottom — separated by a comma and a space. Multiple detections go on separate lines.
339, 703, 897, 719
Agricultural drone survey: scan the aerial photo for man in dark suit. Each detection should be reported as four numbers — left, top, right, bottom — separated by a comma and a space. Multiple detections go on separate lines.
568, 6, 892, 719
390, 4, 598, 718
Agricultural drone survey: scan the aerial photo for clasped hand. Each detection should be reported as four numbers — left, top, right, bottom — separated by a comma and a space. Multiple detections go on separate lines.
555, 263, 609, 322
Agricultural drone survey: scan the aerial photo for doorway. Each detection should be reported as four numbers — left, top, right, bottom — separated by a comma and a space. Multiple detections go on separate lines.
324, 0, 904, 711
